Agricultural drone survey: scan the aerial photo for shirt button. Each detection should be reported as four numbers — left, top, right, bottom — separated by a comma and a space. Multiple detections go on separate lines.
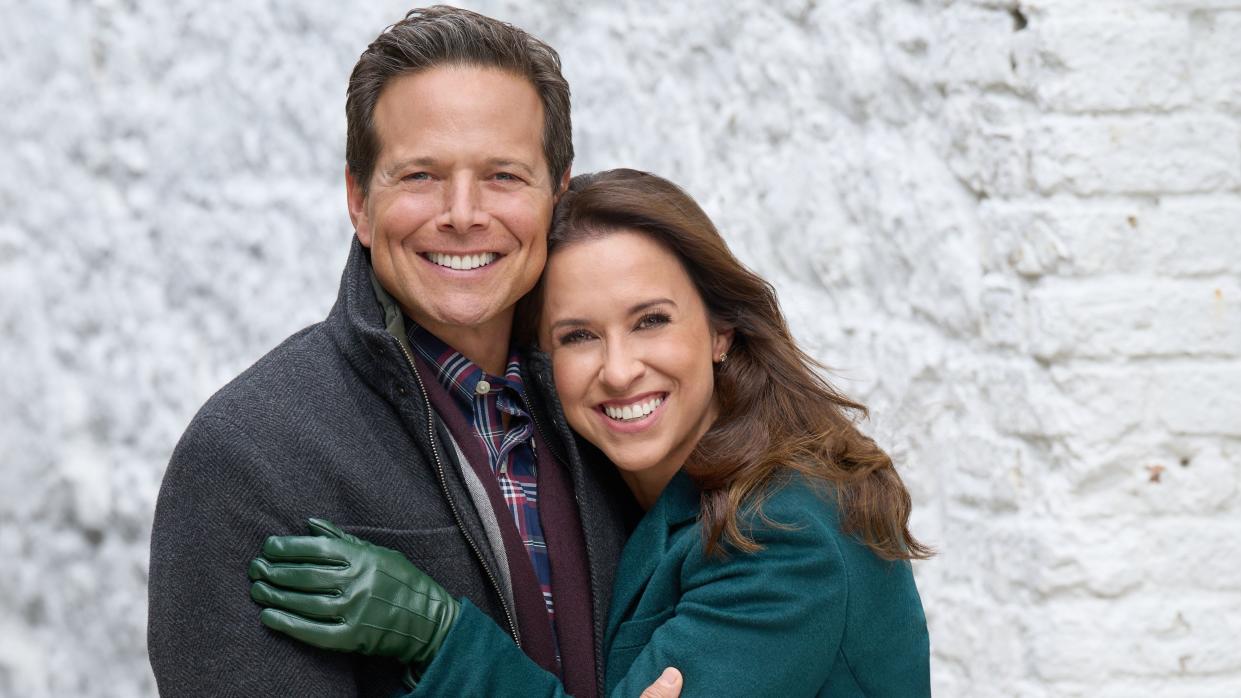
475, 380, 491, 395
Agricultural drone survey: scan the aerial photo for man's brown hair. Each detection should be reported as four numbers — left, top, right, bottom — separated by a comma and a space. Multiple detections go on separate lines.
346, 5, 572, 194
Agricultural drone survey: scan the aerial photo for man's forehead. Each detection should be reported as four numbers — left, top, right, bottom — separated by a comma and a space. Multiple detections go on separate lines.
370, 67, 547, 170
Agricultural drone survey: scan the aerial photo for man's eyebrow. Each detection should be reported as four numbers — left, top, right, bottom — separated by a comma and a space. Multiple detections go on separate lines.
487, 158, 536, 176
384, 157, 438, 177
548, 299, 677, 332
383, 157, 537, 178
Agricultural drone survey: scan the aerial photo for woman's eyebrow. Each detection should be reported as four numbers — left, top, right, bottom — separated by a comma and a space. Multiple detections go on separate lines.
627, 298, 676, 314
549, 317, 587, 332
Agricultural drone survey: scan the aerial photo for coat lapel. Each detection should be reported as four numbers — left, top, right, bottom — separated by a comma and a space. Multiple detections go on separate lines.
605, 470, 700, 644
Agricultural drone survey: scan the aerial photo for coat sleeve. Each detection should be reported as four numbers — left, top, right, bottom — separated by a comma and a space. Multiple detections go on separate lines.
606, 488, 847, 698
405, 600, 573, 698
406, 485, 847, 698
147, 414, 358, 697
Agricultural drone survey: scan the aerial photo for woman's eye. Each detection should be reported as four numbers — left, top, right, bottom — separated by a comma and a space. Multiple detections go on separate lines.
635, 313, 671, 330
557, 328, 596, 345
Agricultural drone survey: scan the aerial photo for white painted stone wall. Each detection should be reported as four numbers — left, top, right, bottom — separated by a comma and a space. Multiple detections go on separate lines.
2, 1, 1238, 695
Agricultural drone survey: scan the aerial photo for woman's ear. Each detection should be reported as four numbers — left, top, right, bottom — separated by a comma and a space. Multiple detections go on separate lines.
712, 327, 735, 363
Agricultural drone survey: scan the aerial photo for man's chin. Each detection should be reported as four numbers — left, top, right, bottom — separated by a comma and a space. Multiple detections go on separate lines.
413, 299, 515, 336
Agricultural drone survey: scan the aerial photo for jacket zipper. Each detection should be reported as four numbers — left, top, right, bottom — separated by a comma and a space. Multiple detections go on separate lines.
396, 340, 522, 648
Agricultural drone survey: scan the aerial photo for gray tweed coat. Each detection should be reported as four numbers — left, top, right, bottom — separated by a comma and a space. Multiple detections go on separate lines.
148, 237, 632, 697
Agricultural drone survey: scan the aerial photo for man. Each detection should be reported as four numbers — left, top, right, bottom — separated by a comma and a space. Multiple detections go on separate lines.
148, 7, 681, 696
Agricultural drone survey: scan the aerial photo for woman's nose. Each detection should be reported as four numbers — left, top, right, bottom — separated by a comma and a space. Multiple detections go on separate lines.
599, 343, 645, 392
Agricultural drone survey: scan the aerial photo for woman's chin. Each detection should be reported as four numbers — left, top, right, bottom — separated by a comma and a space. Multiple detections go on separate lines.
611, 458, 658, 474
609, 455, 682, 486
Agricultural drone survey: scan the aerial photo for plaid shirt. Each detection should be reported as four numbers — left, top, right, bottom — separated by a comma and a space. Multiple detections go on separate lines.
407, 326, 558, 631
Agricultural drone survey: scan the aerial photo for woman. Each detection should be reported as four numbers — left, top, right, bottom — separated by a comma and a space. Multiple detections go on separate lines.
248, 169, 932, 696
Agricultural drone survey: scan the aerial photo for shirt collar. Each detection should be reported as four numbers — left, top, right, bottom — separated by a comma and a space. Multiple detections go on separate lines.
405, 322, 525, 410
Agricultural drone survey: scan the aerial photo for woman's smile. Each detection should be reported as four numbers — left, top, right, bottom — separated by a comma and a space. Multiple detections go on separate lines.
596, 392, 669, 432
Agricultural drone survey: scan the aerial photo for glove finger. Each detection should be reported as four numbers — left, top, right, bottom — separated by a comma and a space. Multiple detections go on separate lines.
260, 534, 352, 565
250, 580, 343, 621
258, 607, 348, 651
307, 517, 365, 546
248, 556, 347, 593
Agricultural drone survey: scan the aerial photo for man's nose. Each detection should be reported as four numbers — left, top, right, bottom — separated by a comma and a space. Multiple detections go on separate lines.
437, 176, 489, 233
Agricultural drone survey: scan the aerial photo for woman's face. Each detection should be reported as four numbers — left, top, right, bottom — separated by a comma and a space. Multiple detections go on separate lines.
539, 230, 731, 501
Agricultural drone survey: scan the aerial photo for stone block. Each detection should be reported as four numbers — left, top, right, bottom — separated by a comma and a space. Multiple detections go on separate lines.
1030, 278, 1241, 359
1030, 115, 1241, 195
1024, 17, 1193, 112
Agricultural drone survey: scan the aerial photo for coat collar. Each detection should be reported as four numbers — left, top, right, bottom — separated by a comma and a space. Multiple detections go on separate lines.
605, 469, 699, 642
321, 237, 420, 407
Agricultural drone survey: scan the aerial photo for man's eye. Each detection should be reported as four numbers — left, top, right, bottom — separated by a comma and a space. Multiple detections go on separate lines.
404, 172, 431, 181
557, 328, 595, 345
494, 172, 521, 182
635, 313, 670, 330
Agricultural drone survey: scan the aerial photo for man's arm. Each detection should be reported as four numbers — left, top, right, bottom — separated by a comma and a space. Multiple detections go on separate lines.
148, 414, 357, 697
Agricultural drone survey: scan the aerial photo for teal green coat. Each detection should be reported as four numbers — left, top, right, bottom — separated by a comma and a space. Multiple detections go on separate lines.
411, 471, 930, 697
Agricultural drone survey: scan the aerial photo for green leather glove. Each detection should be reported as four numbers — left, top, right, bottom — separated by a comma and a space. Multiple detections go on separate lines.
248, 518, 460, 667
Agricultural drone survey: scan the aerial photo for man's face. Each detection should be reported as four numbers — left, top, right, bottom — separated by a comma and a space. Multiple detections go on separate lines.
348, 65, 560, 346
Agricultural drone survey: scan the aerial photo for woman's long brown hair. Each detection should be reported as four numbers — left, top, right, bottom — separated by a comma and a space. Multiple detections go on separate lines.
521, 169, 932, 561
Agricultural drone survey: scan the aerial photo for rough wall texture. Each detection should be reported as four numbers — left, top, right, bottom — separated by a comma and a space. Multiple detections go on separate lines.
2, 1, 1238, 696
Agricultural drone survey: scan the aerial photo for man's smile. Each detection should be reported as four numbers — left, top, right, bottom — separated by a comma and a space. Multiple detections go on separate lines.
421, 251, 502, 271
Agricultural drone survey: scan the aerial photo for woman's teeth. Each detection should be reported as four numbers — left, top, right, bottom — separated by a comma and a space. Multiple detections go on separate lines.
427, 252, 498, 270
603, 396, 663, 422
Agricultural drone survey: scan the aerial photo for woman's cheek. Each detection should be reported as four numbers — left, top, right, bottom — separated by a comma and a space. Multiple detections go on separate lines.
553, 352, 591, 420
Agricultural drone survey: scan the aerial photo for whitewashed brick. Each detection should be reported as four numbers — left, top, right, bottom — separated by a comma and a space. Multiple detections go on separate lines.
1030, 278, 1241, 359
1191, 11, 1241, 109
943, 93, 1033, 197
1151, 363, 1241, 435
1024, 17, 1193, 111
982, 197, 1241, 277
1032, 598, 1241, 681
1046, 439, 1240, 517
1021, 0, 1241, 11
1030, 114, 1241, 194
982, 360, 1073, 437
980, 273, 1028, 347
1048, 363, 1149, 442
931, 5, 1026, 88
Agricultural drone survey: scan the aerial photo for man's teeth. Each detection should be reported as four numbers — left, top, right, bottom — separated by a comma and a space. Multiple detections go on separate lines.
427, 252, 499, 270
603, 396, 663, 422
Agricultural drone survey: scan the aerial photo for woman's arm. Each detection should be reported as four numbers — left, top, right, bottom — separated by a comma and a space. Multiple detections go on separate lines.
250, 505, 854, 698
248, 519, 683, 698
412, 486, 849, 698
608, 486, 848, 697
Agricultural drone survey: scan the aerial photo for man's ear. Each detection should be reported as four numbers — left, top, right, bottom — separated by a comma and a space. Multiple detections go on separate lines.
345, 166, 372, 247
553, 166, 572, 204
